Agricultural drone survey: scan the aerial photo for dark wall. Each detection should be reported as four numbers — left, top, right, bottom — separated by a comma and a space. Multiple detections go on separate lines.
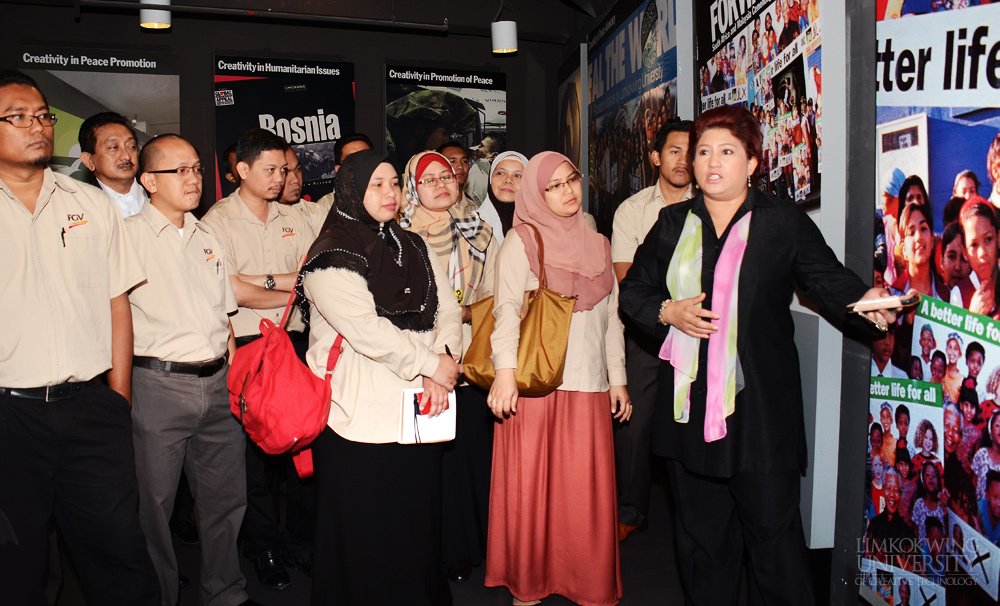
0, 2, 567, 208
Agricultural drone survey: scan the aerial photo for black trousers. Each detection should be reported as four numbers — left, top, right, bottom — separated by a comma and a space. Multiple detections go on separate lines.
441, 384, 494, 567
665, 460, 815, 606
0, 383, 159, 606
238, 331, 315, 560
614, 335, 659, 525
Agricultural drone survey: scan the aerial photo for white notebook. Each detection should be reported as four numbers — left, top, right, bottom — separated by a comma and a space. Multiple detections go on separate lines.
398, 388, 457, 444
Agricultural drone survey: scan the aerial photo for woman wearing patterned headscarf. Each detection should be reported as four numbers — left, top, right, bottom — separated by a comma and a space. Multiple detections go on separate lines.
400, 150, 500, 582
485, 151, 631, 606
298, 150, 461, 605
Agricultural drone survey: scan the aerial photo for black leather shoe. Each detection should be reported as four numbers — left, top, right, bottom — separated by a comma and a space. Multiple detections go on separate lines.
253, 550, 292, 590
446, 561, 472, 582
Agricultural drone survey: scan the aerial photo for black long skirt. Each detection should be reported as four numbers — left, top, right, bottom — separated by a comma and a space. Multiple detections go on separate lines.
311, 428, 452, 606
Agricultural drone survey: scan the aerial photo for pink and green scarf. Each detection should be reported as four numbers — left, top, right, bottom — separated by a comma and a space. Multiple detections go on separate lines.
659, 210, 751, 442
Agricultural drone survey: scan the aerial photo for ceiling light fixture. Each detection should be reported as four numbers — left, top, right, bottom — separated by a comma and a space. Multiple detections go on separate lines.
491, 1, 517, 55
139, 0, 171, 29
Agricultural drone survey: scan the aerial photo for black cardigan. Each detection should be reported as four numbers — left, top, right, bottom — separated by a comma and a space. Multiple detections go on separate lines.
619, 189, 874, 477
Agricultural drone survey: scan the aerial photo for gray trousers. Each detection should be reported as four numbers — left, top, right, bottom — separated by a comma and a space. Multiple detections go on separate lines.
614, 335, 660, 525
132, 364, 248, 606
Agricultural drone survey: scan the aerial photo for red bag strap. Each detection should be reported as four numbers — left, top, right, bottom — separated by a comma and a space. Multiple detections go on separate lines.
278, 255, 309, 329
324, 335, 344, 377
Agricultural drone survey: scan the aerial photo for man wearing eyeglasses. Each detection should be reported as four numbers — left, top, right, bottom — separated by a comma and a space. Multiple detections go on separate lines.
126, 134, 258, 606
201, 128, 315, 590
0, 70, 159, 604
78, 111, 148, 219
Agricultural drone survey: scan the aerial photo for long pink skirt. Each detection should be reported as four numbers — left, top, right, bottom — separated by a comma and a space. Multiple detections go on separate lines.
485, 390, 622, 606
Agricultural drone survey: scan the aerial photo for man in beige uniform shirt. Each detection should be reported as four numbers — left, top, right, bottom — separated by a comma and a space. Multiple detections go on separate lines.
0, 70, 159, 605
280, 146, 330, 233
127, 134, 258, 606
201, 128, 315, 589
610, 119, 693, 542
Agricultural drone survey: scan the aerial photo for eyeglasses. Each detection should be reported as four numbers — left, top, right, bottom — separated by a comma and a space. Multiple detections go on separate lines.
543, 172, 582, 193
145, 166, 206, 177
0, 112, 58, 128
417, 173, 456, 188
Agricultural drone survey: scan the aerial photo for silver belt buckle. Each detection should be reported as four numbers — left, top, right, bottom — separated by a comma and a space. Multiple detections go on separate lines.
44, 385, 53, 402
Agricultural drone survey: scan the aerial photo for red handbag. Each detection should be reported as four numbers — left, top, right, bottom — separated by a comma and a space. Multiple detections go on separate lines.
228, 288, 342, 478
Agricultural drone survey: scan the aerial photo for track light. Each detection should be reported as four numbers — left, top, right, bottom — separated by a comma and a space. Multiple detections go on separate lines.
139, 0, 171, 30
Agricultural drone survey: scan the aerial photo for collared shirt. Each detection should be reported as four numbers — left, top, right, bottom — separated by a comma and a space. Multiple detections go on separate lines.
611, 183, 692, 263
871, 358, 909, 379
0, 169, 144, 387
288, 197, 333, 234
97, 177, 148, 219
125, 203, 237, 362
201, 190, 315, 337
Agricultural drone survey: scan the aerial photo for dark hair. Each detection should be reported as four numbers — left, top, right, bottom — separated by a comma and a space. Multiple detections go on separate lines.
924, 515, 943, 534
895, 447, 912, 467
0, 70, 45, 99
222, 143, 237, 176
78, 112, 133, 155
895, 404, 910, 423
953, 169, 980, 197
932, 350, 947, 365
899, 174, 929, 206
689, 105, 762, 173
334, 133, 373, 165
899, 201, 934, 234
958, 383, 979, 412
967, 341, 986, 361
138, 133, 194, 175
436, 140, 469, 157
236, 128, 289, 165
918, 460, 942, 498
652, 119, 693, 155
986, 469, 1000, 490
941, 219, 964, 252
870, 422, 883, 438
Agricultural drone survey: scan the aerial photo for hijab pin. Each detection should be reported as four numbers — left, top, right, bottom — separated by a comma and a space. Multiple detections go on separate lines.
404, 287, 411, 294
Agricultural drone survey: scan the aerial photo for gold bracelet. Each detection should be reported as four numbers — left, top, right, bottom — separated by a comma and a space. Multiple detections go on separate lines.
658, 299, 672, 326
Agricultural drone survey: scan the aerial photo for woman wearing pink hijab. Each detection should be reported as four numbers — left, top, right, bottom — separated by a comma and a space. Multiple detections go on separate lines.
485, 152, 631, 605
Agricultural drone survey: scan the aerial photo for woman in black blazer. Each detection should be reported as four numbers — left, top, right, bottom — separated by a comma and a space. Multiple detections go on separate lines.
619, 105, 906, 604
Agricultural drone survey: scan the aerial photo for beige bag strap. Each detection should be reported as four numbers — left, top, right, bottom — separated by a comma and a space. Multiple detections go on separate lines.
521, 222, 547, 290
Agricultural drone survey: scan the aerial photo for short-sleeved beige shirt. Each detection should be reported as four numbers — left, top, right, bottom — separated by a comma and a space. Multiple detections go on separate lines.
201, 190, 315, 337
611, 184, 691, 263
289, 197, 333, 234
0, 169, 145, 387
125, 203, 237, 362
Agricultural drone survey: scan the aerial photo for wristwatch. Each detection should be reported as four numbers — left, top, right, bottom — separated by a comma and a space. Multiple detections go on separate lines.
264, 274, 276, 291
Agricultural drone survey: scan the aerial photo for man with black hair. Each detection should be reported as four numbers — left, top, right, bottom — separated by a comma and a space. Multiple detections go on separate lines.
610, 119, 693, 542
314, 132, 373, 209
78, 111, 147, 218
201, 128, 314, 590
0, 69, 158, 605
281, 145, 330, 232
127, 133, 257, 606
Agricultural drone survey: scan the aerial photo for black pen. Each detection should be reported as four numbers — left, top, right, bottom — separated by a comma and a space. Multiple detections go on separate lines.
445, 345, 453, 358
60, 227, 66, 247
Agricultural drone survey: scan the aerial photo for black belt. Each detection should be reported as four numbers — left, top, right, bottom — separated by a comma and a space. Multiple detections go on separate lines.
133, 356, 227, 377
0, 378, 100, 402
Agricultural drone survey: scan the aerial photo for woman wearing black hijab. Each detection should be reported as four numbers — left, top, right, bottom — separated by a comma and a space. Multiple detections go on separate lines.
297, 150, 462, 605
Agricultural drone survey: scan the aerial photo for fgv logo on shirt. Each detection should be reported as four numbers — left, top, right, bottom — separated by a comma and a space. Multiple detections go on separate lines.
281, 227, 296, 238
204, 248, 216, 262
66, 213, 88, 228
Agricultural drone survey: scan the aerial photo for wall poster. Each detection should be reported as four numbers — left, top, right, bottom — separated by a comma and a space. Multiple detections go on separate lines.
213, 55, 355, 201
863, 4, 1000, 605
384, 65, 507, 204
587, 0, 679, 236
695, 0, 822, 208
17, 47, 179, 183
